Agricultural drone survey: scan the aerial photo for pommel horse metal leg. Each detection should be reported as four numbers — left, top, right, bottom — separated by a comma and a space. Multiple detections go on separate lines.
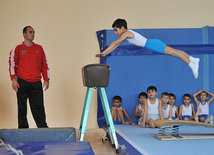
98, 87, 119, 150
78, 64, 119, 154
78, 87, 93, 141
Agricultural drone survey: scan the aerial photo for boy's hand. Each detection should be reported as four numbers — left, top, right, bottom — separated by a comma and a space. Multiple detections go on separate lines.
138, 109, 143, 115
140, 125, 145, 128
128, 121, 133, 125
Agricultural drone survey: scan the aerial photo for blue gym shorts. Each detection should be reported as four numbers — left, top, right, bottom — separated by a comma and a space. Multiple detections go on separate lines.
182, 115, 192, 120
172, 117, 176, 120
114, 119, 122, 125
198, 114, 209, 119
144, 39, 166, 54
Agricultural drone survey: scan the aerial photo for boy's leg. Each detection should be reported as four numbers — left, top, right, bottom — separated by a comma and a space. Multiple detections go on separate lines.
164, 46, 199, 79
117, 107, 127, 124
184, 117, 190, 121
194, 108, 201, 122
111, 107, 117, 121
148, 119, 155, 128
199, 117, 206, 122
164, 46, 190, 64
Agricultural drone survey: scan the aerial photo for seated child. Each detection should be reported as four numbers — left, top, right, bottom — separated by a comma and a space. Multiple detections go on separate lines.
169, 93, 179, 120
134, 92, 148, 127
111, 96, 132, 125
146, 86, 164, 128
161, 92, 172, 120
179, 94, 196, 121
193, 89, 214, 124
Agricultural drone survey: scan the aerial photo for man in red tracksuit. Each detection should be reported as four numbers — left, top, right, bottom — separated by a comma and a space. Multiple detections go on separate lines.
9, 26, 50, 128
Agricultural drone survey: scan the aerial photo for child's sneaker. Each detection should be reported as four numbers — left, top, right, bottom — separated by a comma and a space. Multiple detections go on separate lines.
205, 115, 213, 124
209, 115, 213, 124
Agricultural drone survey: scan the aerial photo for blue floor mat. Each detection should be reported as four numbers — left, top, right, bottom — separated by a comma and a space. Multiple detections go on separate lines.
115, 124, 214, 155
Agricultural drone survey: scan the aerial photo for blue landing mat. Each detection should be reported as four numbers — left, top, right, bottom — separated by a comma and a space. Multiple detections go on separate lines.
115, 124, 214, 155
0, 127, 76, 142
0, 141, 94, 155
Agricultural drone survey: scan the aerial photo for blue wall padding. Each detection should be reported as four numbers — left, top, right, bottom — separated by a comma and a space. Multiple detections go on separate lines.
0, 141, 94, 155
96, 26, 214, 126
0, 127, 76, 142
97, 26, 214, 51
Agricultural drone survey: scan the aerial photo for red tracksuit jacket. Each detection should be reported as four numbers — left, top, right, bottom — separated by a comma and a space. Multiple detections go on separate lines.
9, 42, 50, 82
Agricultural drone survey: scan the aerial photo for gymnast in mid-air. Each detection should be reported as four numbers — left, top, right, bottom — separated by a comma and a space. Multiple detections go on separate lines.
96, 18, 200, 79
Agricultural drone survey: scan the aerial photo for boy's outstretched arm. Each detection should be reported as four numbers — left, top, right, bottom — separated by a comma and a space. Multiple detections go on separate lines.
96, 32, 130, 57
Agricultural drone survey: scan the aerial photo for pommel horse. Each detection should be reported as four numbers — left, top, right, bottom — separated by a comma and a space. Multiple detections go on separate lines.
154, 120, 214, 140
78, 64, 119, 154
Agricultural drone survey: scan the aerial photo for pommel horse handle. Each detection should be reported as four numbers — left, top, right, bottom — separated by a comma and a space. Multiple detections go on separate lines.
78, 64, 119, 154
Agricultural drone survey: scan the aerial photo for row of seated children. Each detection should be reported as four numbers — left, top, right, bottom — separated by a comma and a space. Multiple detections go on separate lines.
110, 86, 214, 128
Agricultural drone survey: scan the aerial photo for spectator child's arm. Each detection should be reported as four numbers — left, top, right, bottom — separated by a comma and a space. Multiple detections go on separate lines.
203, 90, 214, 105
193, 90, 201, 106
175, 106, 179, 119
169, 105, 172, 119
191, 104, 196, 117
179, 105, 183, 118
134, 104, 140, 117
123, 108, 132, 124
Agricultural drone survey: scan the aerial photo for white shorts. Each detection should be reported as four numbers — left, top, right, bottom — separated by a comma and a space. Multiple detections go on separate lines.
146, 114, 160, 123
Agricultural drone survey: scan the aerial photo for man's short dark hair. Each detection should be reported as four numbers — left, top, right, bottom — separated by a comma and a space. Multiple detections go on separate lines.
147, 86, 157, 92
112, 19, 127, 29
113, 95, 122, 102
23, 26, 32, 33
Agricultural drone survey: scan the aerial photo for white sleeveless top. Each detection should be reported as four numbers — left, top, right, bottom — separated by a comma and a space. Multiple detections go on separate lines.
138, 103, 144, 117
126, 30, 147, 47
172, 105, 176, 117
198, 102, 209, 115
162, 104, 170, 119
182, 104, 192, 116
147, 98, 159, 115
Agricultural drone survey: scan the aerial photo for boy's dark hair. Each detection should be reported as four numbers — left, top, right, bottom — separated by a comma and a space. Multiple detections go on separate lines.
139, 92, 148, 99
161, 92, 169, 97
147, 86, 157, 92
113, 96, 122, 102
169, 93, 176, 100
23, 26, 32, 33
183, 93, 191, 99
200, 91, 208, 97
112, 19, 127, 29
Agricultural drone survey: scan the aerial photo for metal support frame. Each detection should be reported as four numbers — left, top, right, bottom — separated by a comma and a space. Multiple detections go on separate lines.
78, 87, 119, 153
